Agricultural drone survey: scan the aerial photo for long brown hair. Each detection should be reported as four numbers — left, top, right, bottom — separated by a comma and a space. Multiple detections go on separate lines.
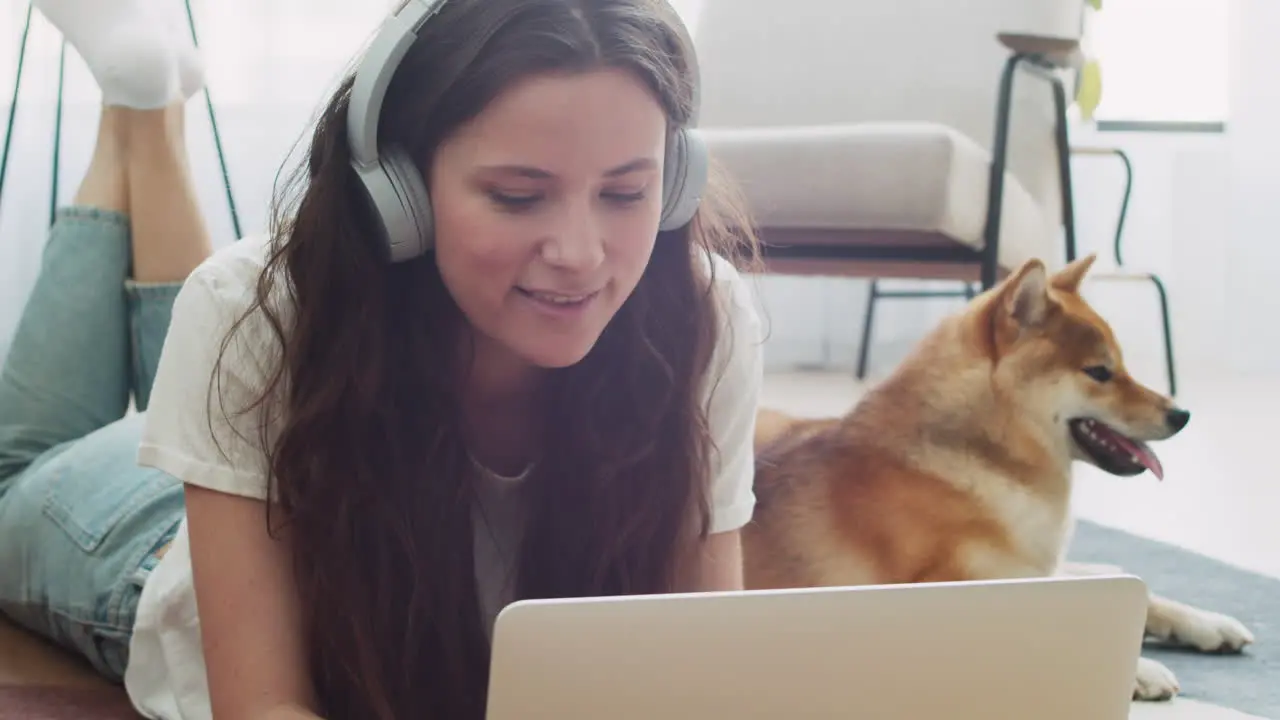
216, 0, 759, 718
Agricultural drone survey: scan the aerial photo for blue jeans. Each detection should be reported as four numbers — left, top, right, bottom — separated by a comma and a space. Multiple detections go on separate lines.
0, 207, 186, 683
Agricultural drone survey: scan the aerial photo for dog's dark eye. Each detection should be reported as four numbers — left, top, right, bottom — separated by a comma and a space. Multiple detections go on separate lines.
1083, 366, 1113, 382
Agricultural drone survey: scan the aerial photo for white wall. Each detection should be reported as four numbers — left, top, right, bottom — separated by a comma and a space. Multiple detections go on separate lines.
1223, 0, 1280, 378
2, 0, 1276, 394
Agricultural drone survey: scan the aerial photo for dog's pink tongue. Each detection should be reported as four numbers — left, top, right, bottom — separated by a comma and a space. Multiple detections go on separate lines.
1112, 433, 1165, 480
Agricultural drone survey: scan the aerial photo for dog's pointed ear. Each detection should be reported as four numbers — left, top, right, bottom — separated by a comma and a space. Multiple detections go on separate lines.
1000, 259, 1049, 328
1050, 253, 1098, 293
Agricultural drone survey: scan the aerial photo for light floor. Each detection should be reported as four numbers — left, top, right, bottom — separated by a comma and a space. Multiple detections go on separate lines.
761, 371, 1279, 720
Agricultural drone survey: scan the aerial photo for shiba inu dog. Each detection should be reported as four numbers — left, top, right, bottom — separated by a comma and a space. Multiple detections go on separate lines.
744, 254, 1254, 701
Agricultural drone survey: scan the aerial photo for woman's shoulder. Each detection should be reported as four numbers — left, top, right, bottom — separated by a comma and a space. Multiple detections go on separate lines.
176, 234, 292, 333
183, 234, 275, 304
139, 235, 286, 501
164, 234, 292, 384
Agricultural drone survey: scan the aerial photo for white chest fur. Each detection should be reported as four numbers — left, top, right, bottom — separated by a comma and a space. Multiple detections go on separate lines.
916, 444, 1074, 574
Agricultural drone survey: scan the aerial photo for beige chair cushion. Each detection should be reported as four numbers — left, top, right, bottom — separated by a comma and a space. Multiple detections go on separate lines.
704, 122, 1062, 274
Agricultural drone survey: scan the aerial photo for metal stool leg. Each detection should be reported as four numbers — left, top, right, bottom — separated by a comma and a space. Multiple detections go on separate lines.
1072, 146, 1178, 398
1109, 149, 1176, 396
1148, 273, 1177, 398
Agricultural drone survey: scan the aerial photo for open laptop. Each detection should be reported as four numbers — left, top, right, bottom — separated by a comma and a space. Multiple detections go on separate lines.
486, 575, 1148, 719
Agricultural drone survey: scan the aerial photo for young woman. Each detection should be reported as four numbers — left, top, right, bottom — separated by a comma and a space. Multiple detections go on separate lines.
0, 0, 764, 719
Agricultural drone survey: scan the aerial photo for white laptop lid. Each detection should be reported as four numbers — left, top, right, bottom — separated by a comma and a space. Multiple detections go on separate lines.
486, 575, 1148, 720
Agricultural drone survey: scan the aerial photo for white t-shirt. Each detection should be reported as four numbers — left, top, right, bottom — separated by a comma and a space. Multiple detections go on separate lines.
124, 234, 764, 720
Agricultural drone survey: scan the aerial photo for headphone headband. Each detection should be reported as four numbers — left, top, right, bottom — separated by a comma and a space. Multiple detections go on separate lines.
347, 0, 447, 171
346, 0, 708, 262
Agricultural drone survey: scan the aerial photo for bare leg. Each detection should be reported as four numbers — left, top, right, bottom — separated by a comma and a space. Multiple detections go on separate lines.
74, 106, 129, 212
53, 100, 214, 284
119, 103, 212, 283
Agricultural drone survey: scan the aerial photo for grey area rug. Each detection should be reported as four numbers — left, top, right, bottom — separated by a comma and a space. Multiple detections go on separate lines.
1069, 521, 1279, 718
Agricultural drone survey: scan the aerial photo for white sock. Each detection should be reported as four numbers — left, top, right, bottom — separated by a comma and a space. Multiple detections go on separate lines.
32, 0, 180, 109
173, 32, 207, 102
148, 1, 207, 101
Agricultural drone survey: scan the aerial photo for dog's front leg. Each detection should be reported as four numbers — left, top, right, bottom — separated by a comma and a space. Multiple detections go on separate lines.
1060, 561, 1254, 652
1146, 595, 1254, 654
1134, 657, 1179, 701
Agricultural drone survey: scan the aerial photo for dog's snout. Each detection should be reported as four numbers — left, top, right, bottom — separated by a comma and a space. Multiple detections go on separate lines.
1165, 407, 1191, 432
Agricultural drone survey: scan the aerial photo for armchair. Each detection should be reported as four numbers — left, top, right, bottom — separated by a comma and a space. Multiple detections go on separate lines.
691, 0, 1086, 378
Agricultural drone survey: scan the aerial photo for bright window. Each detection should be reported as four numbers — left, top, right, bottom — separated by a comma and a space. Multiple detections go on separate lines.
1088, 0, 1231, 127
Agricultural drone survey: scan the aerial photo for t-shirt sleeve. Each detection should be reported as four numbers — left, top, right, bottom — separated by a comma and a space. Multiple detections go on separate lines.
136, 267, 275, 501
703, 257, 764, 534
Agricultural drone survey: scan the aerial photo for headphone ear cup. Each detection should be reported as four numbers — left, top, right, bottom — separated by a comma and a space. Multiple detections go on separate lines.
355, 146, 435, 262
658, 129, 709, 232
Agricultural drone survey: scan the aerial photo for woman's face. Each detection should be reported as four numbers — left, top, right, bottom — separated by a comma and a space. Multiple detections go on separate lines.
429, 68, 668, 380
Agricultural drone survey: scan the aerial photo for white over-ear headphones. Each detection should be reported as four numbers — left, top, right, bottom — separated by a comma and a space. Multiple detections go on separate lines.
346, 0, 709, 263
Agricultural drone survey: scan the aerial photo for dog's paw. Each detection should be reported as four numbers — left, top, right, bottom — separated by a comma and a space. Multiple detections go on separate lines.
1134, 657, 1179, 701
1166, 608, 1255, 653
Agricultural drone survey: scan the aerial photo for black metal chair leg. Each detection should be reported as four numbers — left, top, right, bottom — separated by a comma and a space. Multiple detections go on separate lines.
0, 3, 34, 212
855, 280, 879, 380
1050, 73, 1077, 264
854, 279, 983, 378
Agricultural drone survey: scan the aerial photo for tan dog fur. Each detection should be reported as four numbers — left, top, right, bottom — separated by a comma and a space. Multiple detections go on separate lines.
744, 255, 1254, 701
